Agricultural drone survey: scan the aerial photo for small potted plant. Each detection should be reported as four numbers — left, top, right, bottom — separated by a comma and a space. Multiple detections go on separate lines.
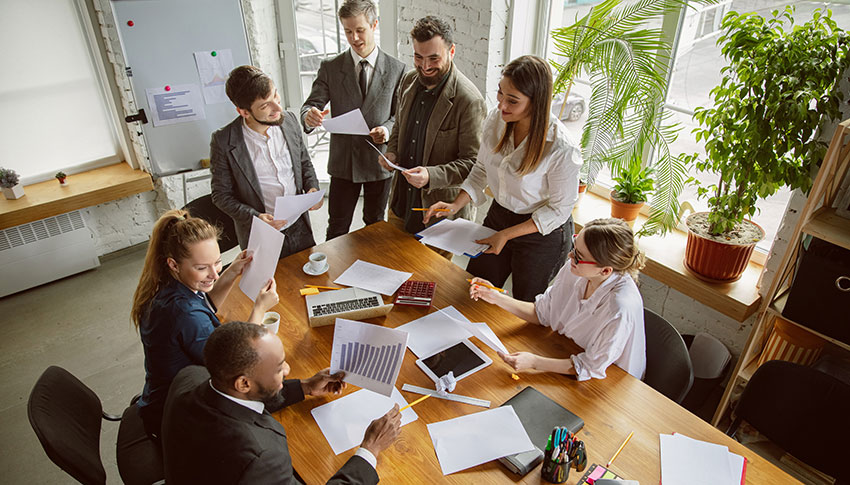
682, 7, 850, 282
0, 167, 24, 200
610, 161, 654, 227
55, 171, 68, 186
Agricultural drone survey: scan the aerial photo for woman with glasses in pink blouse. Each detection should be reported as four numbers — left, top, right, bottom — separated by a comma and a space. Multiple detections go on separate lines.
470, 218, 647, 381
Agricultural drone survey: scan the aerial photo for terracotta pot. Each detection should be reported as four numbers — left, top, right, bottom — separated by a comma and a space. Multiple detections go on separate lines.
574, 182, 588, 210
610, 191, 644, 226
683, 212, 764, 283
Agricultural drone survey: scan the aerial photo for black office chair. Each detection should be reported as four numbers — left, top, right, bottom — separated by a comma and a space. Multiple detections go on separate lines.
643, 309, 694, 403
27, 366, 164, 485
184, 193, 239, 254
727, 360, 850, 484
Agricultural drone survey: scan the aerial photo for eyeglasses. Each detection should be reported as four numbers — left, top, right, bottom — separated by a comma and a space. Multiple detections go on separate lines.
570, 234, 598, 265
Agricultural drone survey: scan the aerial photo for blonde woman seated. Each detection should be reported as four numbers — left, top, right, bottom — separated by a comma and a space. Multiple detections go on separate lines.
131, 209, 279, 438
470, 218, 646, 380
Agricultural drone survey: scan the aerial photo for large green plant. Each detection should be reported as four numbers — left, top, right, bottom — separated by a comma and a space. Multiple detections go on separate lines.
612, 160, 654, 204
551, 0, 710, 235
684, 7, 850, 235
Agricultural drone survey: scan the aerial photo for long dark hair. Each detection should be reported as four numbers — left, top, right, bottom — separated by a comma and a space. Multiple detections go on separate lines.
495, 55, 553, 175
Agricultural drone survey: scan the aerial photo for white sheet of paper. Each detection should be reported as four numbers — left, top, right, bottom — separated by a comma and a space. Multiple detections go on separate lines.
670, 433, 746, 484
329, 319, 409, 396
396, 306, 474, 358
334, 259, 412, 296
273, 189, 325, 222
427, 405, 535, 475
322, 108, 370, 135
365, 140, 404, 171
311, 388, 418, 455
660, 433, 735, 485
238, 217, 284, 301
193, 49, 234, 104
416, 218, 497, 257
434, 307, 508, 354
145, 84, 206, 127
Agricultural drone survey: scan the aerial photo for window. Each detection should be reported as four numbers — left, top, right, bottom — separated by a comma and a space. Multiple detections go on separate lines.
545, 0, 850, 250
0, 0, 124, 184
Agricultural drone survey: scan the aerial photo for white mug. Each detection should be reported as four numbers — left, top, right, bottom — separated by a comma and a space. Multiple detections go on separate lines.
308, 252, 328, 273
262, 311, 280, 336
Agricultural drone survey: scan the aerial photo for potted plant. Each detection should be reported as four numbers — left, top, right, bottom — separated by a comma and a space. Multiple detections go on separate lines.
550, 0, 705, 235
611, 161, 654, 227
55, 171, 68, 185
682, 7, 850, 282
0, 168, 24, 200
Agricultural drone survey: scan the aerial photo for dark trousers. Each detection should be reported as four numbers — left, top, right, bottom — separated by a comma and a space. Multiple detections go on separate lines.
280, 213, 316, 258
466, 202, 573, 302
326, 176, 392, 240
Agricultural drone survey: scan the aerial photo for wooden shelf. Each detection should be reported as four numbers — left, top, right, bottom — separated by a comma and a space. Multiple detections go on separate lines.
766, 290, 850, 354
0, 163, 153, 230
739, 356, 760, 382
573, 191, 762, 322
802, 206, 850, 251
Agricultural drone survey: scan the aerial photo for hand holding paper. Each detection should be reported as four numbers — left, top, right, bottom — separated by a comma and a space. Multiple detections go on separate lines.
239, 217, 285, 301
274, 189, 325, 222
366, 140, 404, 171
321, 108, 370, 135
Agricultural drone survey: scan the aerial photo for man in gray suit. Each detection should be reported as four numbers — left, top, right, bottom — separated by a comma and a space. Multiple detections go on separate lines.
301, 0, 405, 240
380, 16, 486, 248
162, 322, 401, 484
211, 66, 322, 257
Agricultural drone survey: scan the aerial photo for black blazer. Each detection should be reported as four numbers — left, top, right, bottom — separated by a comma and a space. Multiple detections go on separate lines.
162, 366, 378, 485
300, 48, 405, 183
210, 111, 319, 249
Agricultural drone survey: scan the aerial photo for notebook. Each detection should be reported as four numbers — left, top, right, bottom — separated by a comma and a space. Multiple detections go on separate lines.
498, 386, 585, 476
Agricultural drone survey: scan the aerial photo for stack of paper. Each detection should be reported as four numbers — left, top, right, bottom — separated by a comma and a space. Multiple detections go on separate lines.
334, 260, 412, 296
416, 219, 497, 257
396, 306, 508, 358
659, 433, 746, 485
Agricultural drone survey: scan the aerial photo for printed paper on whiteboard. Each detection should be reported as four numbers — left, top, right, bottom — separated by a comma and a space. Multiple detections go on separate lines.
145, 84, 206, 127
238, 217, 284, 301
194, 49, 234, 104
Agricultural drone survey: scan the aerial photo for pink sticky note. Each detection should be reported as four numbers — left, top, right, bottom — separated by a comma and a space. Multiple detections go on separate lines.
588, 465, 607, 482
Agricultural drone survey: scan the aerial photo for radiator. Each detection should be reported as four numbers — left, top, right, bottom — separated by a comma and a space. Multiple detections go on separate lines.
0, 210, 100, 298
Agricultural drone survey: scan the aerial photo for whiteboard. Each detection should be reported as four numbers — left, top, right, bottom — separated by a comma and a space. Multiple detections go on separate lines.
112, 0, 252, 176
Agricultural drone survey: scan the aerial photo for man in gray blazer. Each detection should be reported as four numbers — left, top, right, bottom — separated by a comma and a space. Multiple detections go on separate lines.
212, 66, 322, 257
381, 16, 486, 246
161, 322, 401, 484
301, 0, 405, 240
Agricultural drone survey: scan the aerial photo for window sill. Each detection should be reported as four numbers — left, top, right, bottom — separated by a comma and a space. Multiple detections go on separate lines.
572, 190, 763, 322
0, 163, 154, 230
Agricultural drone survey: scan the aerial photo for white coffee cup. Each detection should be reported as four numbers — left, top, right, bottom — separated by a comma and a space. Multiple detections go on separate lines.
262, 311, 280, 336
308, 252, 328, 273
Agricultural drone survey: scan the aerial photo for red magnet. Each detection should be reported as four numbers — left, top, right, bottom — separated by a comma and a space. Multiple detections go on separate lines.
165, 85, 171, 92
127, 20, 134, 27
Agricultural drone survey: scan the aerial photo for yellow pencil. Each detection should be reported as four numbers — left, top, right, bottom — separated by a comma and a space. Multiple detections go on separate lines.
466, 278, 506, 294
399, 393, 431, 412
606, 431, 634, 468
304, 285, 342, 290
411, 208, 450, 212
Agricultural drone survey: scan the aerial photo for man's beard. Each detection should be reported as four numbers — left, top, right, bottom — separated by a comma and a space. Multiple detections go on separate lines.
417, 62, 450, 87
253, 112, 284, 126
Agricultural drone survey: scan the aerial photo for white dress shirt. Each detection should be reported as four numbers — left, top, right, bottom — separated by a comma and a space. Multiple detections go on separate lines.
210, 380, 378, 469
349, 47, 389, 141
534, 263, 646, 381
461, 108, 582, 235
241, 120, 298, 229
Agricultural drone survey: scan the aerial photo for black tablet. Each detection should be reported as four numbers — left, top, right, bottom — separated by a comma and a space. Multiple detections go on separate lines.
415, 339, 492, 384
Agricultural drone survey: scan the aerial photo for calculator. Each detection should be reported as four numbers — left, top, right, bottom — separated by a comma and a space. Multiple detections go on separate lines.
394, 280, 436, 307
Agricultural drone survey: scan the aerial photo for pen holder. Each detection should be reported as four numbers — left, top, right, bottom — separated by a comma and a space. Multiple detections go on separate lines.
541, 449, 570, 484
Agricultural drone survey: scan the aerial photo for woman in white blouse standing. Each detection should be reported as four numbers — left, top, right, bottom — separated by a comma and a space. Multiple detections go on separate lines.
470, 218, 647, 381
424, 55, 582, 301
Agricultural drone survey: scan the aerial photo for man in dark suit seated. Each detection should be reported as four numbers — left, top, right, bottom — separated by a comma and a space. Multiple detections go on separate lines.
161, 322, 401, 484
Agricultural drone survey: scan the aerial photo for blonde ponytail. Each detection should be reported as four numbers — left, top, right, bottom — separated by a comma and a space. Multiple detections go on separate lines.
582, 218, 644, 282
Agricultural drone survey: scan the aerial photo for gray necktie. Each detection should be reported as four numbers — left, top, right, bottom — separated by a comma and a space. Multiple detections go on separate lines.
359, 60, 368, 98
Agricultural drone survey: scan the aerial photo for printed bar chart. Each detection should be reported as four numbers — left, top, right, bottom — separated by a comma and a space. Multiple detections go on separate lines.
330, 319, 409, 396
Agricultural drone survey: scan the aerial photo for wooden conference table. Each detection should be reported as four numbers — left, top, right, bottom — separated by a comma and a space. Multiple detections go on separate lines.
219, 222, 797, 484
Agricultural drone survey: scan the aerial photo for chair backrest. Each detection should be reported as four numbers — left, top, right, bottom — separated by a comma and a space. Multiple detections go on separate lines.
730, 360, 850, 482
184, 194, 239, 253
116, 400, 165, 485
643, 309, 694, 403
27, 366, 106, 485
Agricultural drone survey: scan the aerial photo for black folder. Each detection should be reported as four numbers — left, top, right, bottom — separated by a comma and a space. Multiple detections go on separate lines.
498, 386, 585, 476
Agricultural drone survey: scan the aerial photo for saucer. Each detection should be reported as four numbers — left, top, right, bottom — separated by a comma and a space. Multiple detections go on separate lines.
303, 261, 329, 276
